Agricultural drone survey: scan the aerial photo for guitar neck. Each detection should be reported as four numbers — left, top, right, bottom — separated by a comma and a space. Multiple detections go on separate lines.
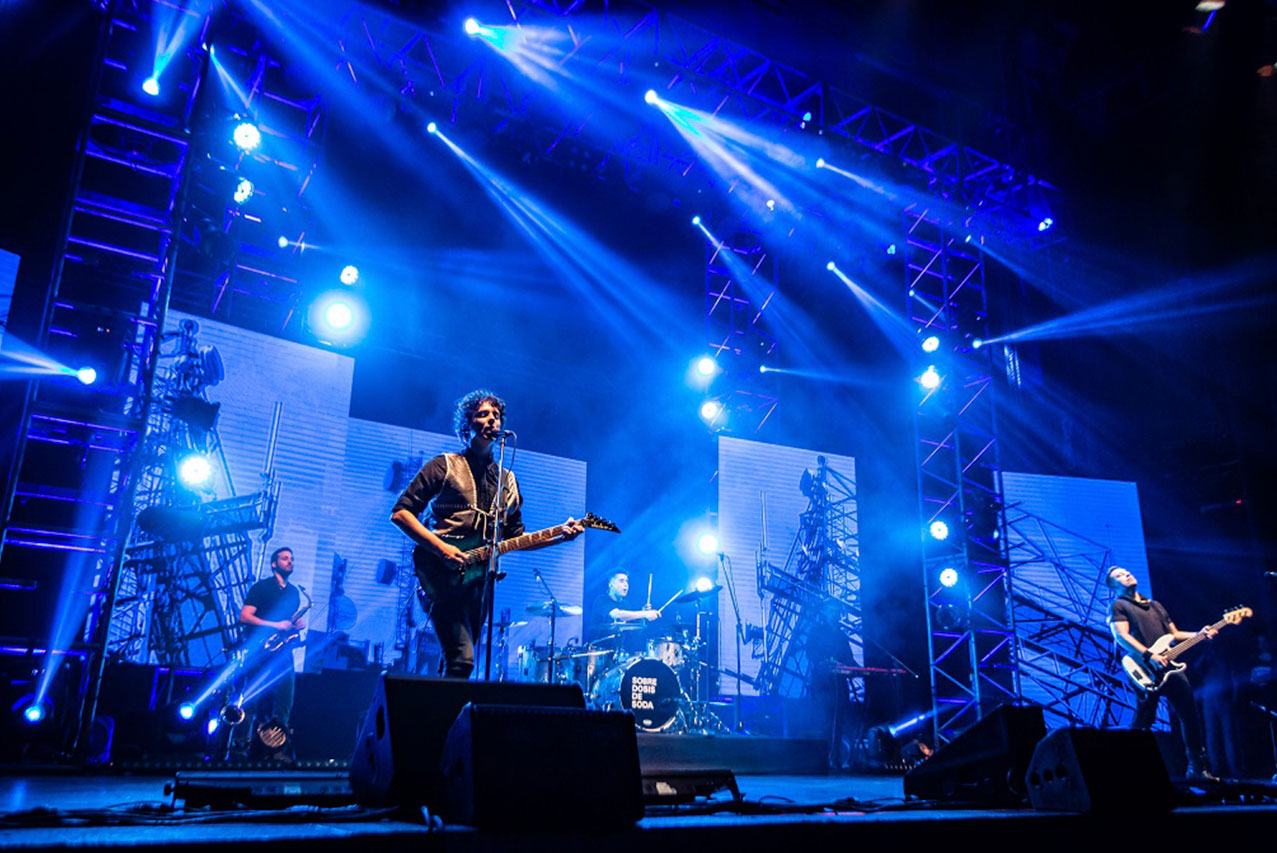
466, 524, 569, 563
1164, 616, 1229, 661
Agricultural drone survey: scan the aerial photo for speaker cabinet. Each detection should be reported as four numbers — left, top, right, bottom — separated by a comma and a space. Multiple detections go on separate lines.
441, 703, 643, 827
903, 704, 1046, 805
1026, 727, 1173, 812
348, 675, 584, 810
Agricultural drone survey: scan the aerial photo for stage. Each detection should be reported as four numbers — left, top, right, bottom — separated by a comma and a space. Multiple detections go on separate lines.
2, 768, 1276, 852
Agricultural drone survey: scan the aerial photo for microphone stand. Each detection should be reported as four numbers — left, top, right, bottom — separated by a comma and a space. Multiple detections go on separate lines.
478, 433, 511, 681
532, 566, 561, 682
719, 552, 747, 732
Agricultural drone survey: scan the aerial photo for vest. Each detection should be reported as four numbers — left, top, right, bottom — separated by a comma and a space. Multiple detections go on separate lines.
429, 452, 521, 538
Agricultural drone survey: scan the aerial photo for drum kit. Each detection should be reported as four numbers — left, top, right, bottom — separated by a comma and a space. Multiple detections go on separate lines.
513, 585, 729, 733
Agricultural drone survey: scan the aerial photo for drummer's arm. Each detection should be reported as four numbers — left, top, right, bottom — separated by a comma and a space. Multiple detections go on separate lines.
610, 606, 660, 622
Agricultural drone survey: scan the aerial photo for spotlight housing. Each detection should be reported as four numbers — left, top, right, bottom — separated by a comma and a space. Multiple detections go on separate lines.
426, 121, 437, 134
464, 17, 481, 36
826, 261, 836, 271
695, 356, 718, 377
142, 77, 160, 97
920, 366, 941, 390
691, 215, 701, 226
815, 157, 825, 168
939, 567, 959, 588
699, 400, 722, 421
178, 702, 197, 721
1037, 217, 1054, 232
233, 178, 254, 205
177, 454, 213, 488
339, 265, 359, 286
277, 236, 290, 249
972, 338, 984, 350
921, 335, 940, 354
232, 122, 262, 152
929, 520, 950, 541
22, 703, 45, 724
696, 533, 720, 555
76, 367, 97, 386
644, 89, 659, 105
694, 576, 715, 593
324, 302, 355, 330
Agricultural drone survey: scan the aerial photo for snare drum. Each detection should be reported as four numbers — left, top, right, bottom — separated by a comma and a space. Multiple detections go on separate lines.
590, 657, 682, 731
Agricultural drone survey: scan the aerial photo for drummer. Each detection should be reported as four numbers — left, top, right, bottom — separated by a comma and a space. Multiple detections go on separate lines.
588, 570, 659, 650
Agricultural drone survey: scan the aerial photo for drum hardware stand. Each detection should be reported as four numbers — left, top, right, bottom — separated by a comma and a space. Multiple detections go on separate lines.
478, 431, 513, 681
718, 551, 748, 732
531, 566, 563, 682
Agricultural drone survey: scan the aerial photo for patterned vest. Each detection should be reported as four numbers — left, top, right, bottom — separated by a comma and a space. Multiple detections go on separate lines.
428, 452, 521, 538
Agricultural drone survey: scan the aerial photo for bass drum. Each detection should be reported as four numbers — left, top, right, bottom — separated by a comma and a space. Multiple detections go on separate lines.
590, 657, 682, 731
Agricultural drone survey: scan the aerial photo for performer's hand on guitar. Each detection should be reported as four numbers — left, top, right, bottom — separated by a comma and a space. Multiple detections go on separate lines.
560, 517, 586, 541
1200, 624, 1218, 640
436, 540, 467, 567
1149, 651, 1169, 667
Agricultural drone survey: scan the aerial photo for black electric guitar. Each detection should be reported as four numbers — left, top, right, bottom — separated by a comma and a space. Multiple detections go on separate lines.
413, 513, 620, 599
1120, 605, 1252, 693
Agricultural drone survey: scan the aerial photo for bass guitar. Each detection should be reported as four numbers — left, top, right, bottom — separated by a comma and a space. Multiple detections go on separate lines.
413, 513, 620, 599
1120, 605, 1252, 693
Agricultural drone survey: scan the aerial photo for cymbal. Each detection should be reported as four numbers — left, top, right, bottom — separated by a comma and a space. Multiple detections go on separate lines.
526, 601, 583, 617
608, 622, 646, 631
672, 584, 722, 605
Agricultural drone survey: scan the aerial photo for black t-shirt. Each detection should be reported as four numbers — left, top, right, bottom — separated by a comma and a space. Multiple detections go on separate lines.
391, 450, 524, 538
1109, 595, 1173, 648
589, 592, 629, 641
243, 577, 301, 642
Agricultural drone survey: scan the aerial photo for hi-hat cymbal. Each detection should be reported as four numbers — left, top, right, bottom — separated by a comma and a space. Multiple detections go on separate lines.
526, 601, 583, 617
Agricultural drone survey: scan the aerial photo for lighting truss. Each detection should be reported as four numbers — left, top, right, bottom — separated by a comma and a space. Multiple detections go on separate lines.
908, 209, 1020, 745
755, 459, 861, 699
704, 226, 779, 434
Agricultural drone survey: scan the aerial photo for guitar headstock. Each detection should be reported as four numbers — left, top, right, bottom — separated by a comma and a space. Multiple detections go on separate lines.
1223, 605, 1253, 625
581, 512, 621, 534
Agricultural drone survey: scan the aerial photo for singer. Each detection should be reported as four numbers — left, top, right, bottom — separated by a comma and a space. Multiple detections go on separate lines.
390, 389, 583, 678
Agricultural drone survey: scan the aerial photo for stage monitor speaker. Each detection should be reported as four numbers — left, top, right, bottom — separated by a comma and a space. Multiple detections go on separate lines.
1026, 727, 1173, 813
348, 675, 584, 810
441, 703, 643, 828
903, 704, 1046, 806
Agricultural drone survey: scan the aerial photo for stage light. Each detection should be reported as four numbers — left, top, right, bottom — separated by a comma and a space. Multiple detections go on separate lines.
426, 121, 437, 134
178, 702, 196, 721
324, 302, 355, 330
142, 77, 160, 97
691, 215, 701, 226
939, 567, 959, 588
233, 178, 254, 204
816, 157, 825, 168
886, 244, 897, 255
972, 338, 983, 350
464, 17, 481, 36
921, 335, 940, 353
695, 356, 718, 377
697, 533, 720, 555
1196, 1, 1224, 11
963, 234, 973, 244
232, 122, 262, 152
76, 367, 97, 386
765, 199, 776, 210
929, 520, 950, 541
22, 703, 45, 724
758, 365, 768, 373
206, 718, 219, 736
339, 265, 359, 286
277, 236, 289, 249
699, 400, 722, 420
801, 111, 813, 122
920, 366, 941, 390
1037, 217, 1054, 232
177, 454, 213, 488
694, 576, 715, 593
826, 261, 836, 271
645, 89, 659, 105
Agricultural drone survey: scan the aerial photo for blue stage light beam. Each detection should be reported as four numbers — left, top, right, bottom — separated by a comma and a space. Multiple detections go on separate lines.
149, 1, 210, 96
208, 46, 252, 110
142, 77, 160, 97
826, 262, 917, 358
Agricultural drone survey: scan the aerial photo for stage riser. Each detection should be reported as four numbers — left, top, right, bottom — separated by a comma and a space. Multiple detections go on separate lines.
637, 734, 827, 775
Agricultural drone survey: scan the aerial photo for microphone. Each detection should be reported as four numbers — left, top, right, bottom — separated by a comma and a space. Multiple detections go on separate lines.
485, 428, 516, 438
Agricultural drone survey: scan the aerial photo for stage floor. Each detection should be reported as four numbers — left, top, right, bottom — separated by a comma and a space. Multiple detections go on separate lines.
2, 769, 1276, 852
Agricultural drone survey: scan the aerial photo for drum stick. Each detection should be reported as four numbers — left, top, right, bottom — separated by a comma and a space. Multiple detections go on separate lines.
646, 575, 653, 608
655, 590, 681, 614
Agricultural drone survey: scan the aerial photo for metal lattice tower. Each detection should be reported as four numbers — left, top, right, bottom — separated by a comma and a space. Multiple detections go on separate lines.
755, 459, 861, 698
1004, 507, 1149, 727
908, 210, 1020, 745
704, 226, 779, 434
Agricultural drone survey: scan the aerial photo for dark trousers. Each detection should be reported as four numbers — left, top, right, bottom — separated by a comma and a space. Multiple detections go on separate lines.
1132, 669, 1208, 769
429, 579, 487, 679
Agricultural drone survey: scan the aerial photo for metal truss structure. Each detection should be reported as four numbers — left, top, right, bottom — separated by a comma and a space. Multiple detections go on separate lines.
755, 459, 861, 700
107, 319, 279, 668
1005, 506, 1146, 728
908, 211, 1020, 745
703, 226, 779, 435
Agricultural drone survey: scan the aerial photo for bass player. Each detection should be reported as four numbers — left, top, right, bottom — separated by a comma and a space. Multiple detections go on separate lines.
1106, 565, 1217, 779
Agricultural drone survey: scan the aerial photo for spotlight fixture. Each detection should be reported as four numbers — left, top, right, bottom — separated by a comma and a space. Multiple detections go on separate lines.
339, 265, 359, 286
1037, 217, 1054, 232
142, 77, 160, 96
22, 703, 45, 724
232, 121, 262, 152
694, 576, 715, 592
277, 236, 290, 249
886, 243, 897, 255
76, 367, 97, 386
939, 567, 959, 588
464, 17, 481, 36
696, 533, 720, 555
815, 157, 825, 168
178, 702, 197, 721
324, 301, 355, 330
644, 89, 659, 105
691, 215, 701, 226
929, 520, 950, 541
920, 366, 941, 390
426, 121, 437, 134
972, 338, 984, 350
233, 178, 254, 205
921, 335, 940, 354
695, 356, 718, 377
825, 261, 836, 271
699, 400, 722, 420
177, 454, 213, 488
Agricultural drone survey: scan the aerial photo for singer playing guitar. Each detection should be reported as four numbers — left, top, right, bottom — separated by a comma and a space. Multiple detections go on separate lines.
390, 389, 584, 679
1106, 566, 1217, 779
